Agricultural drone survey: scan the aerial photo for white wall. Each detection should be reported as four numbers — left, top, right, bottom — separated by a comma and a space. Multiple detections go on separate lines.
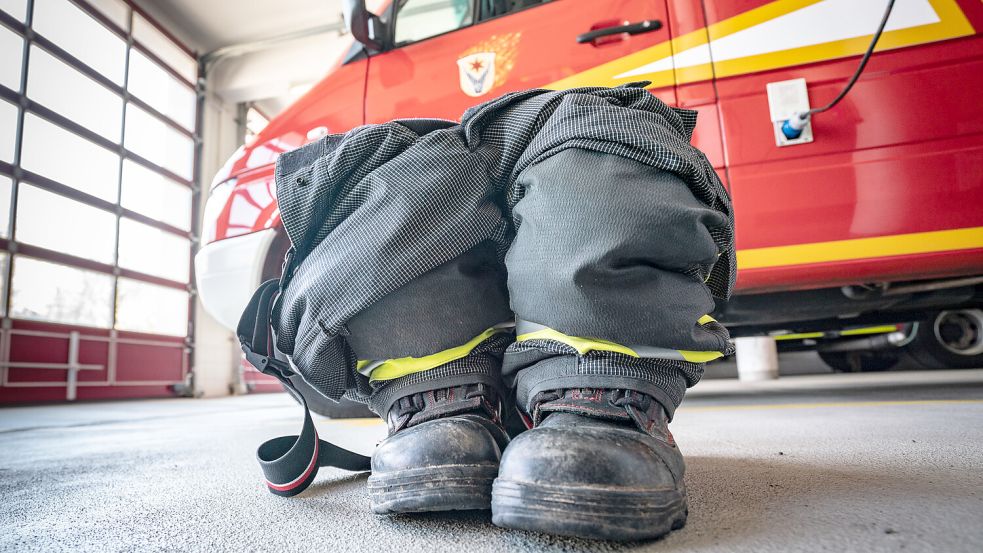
192, 89, 242, 397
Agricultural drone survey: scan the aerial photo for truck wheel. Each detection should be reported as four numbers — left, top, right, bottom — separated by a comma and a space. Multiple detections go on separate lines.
904, 310, 983, 369
818, 349, 900, 373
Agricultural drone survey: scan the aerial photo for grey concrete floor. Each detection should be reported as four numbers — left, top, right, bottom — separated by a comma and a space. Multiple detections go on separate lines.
2, 369, 982, 553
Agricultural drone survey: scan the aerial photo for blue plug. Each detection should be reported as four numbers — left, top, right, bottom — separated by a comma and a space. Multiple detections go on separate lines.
781, 112, 809, 140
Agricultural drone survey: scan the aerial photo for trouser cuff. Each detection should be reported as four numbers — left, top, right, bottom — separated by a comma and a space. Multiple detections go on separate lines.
367, 331, 510, 417
503, 343, 704, 420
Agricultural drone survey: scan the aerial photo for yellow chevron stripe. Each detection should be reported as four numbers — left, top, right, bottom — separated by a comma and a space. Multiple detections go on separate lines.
365, 326, 509, 382
738, 227, 983, 270
516, 328, 640, 357
541, 0, 973, 90
713, 0, 973, 79
541, 41, 676, 90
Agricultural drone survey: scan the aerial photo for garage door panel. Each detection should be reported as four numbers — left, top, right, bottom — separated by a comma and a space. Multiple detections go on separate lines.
115, 342, 185, 383
7, 334, 69, 383
77, 339, 110, 382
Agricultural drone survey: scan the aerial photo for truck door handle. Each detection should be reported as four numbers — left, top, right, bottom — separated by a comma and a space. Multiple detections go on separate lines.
576, 20, 662, 44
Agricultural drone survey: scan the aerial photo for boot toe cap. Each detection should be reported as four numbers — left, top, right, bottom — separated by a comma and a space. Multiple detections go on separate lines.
498, 420, 680, 489
371, 417, 503, 474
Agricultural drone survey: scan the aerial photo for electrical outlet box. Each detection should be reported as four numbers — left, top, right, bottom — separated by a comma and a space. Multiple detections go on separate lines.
766, 78, 814, 147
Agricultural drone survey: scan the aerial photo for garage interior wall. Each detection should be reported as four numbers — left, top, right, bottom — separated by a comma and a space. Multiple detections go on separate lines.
0, 0, 242, 402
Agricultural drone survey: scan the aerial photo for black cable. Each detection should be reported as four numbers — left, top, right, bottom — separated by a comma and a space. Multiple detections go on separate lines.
806, 0, 896, 116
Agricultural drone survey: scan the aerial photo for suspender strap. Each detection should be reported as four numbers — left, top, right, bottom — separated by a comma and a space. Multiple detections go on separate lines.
238, 279, 372, 497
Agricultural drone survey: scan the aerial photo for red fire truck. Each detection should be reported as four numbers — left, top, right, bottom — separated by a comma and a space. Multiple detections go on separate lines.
196, 0, 983, 374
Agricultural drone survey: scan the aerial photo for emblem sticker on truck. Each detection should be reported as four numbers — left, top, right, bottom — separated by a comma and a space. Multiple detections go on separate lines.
457, 33, 521, 97
457, 52, 496, 97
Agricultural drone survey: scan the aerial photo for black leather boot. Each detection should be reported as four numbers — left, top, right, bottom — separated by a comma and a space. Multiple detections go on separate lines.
491, 388, 687, 541
368, 383, 510, 514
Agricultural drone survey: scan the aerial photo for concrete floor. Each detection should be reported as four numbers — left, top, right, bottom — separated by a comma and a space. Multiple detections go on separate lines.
1, 369, 982, 552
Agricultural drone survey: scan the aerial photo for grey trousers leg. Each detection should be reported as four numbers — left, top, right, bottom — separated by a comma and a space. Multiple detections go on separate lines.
502, 149, 733, 418
343, 241, 513, 416
341, 149, 732, 419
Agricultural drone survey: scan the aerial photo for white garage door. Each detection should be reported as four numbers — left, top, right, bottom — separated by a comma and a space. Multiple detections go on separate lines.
0, 0, 200, 402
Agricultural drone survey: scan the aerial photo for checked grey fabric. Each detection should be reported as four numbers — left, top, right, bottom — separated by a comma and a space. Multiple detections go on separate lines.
269, 82, 735, 416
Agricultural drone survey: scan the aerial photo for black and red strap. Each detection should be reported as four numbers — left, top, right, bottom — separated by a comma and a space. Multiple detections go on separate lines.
238, 279, 371, 497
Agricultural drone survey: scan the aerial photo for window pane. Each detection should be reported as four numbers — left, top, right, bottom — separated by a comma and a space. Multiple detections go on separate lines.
20, 113, 119, 201
394, 0, 473, 44
118, 217, 189, 282
33, 0, 126, 84
132, 14, 196, 83
0, 22, 23, 91
86, 0, 129, 31
116, 277, 188, 336
128, 49, 195, 131
10, 256, 114, 327
244, 106, 268, 144
0, 251, 7, 317
120, 160, 191, 230
0, 0, 27, 21
0, 99, 16, 163
0, 174, 10, 238
16, 184, 117, 263
27, 45, 123, 141
124, 103, 193, 181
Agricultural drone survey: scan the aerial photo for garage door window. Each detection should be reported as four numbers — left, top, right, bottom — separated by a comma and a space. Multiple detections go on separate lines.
32, 0, 126, 83
116, 277, 188, 336
117, 217, 190, 282
19, 113, 121, 201
0, 24, 22, 90
0, 0, 200, 400
128, 49, 195, 131
0, 100, 15, 162
27, 45, 124, 140
10, 256, 115, 328
124, 103, 195, 180
120, 160, 192, 230
0, 175, 11, 238
0, 0, 27, 21
15, 184, 117, 263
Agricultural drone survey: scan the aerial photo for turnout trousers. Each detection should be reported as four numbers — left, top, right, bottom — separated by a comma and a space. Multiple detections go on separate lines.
262, 82, 736, 424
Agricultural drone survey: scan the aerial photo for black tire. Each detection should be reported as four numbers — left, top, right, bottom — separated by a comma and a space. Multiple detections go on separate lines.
818, 349, 900, 373
903, 310, 983, 370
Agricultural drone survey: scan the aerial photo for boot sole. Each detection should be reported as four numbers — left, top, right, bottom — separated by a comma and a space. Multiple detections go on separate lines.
368, 464, 498, 514
491, 479, 688, 541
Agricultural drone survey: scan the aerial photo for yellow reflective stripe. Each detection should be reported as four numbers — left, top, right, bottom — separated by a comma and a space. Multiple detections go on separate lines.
366, 326, 508, 382
774, 325, 900, 341
689, 316, 724, 361
738, 227, 983, 270
679, 350, 725, 363
516, 328, 640, 358
517, 325, 724, 363
841, 325, 899, 337
774, 331, 825, 341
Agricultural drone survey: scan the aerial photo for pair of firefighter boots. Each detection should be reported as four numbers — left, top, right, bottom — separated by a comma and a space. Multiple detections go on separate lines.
367, 383, 688, 541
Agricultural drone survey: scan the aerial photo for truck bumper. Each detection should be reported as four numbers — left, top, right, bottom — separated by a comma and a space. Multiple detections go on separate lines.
195, 229, 277, 331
